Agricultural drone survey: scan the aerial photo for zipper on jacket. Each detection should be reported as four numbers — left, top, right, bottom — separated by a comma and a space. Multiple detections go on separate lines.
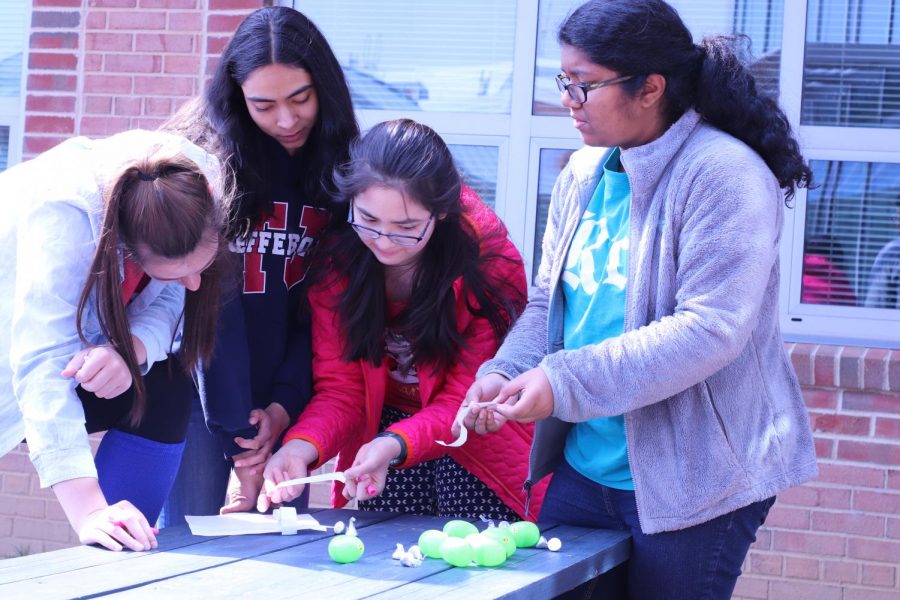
522, 480, 533, 518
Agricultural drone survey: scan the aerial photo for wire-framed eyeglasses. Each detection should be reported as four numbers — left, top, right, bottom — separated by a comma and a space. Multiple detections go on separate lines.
348, 202, 434, 247
555, 73, 635, 103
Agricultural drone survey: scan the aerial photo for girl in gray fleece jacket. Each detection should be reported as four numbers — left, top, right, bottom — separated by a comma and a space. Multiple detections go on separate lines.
460, 1, 818, 598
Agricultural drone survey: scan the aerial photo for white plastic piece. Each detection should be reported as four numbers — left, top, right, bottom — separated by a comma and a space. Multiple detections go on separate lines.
400, 552, 424, 567
333, 520, 345, 535
392, 543, 406, 560
275, 471, 347, 490
346, 516, 358, 537
536, 536, 562, 552
498, 521, 510, 529
275, 506, 298, 536
436, 401, 500, 447
408, 545, 424, 561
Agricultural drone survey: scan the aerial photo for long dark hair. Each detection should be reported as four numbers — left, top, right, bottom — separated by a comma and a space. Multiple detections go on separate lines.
323, 119, 523, 371
75, 151, 228, 426
559, 0, 812, 200
205, 6, 358, 233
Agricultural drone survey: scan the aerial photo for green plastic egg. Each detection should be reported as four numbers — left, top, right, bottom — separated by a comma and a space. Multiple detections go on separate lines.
469, 535, 507, 567
439, 537, 474, 568
481, 527, 517, 558
418, 529, 448, 559
442, 519, 478, 538
328, 534, 364, 563
509, 521, 541, 548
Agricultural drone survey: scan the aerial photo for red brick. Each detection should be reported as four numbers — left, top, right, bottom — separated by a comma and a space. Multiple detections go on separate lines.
25, 94, 76, 113
811, 510, 885, 537
132, 117, 168, 130
140, 0, 199, 8
0, 516, 12, 537
816, 463, 885, 488
784, 556, 820, 579
135, 33, 195, 53
105, 54, 162, 73
861, 563, 896, 587
24, 115, 75, 135
844, 589, 900, 600
163, 55, 200, 75
209, 0, 260, 9
875, 417, 900, 439
85, 11, 107, 29
144, 97, 172, 116
815, 436, 835, 459
844, 391, 900, 414
84, 74, 132, 93
778, 485, 852, 509
791, 343, 815, 385
770, 580, 842, 600
889, 351, 900, 393
810, 412, 871, 436
764, 505, 810, 529
854, 490, 900, 514
847, 538, 900, 563
733, 575, 769, 599
1, 473, 30, 495
814, 344, 840, 387
34, 0, 82, 6
31, 11, 80, 28
90, 0, 138, 7
27, 73, 77, 92
28, 52, 78, 71
108, 12, 167, 29
114, 97, 142, 116
206, 36, 230, 55
749, 552, 782, 576
86, 32, 133, 52
79, 115, 131, 135
838, 440, 900, 465
84, 53, 103, 72
803, 388, 839, 410
30, 32, 79, 50
168, 11, 203, 31
773, 530, 845, 556
889, 470, 900, 490
889, 517, 900, 539
205, 55, 221, 76
207, 14, 246, 33
23, 136, 66, 155
133, 75, 194, 96
12, 518, 71, 542
822, 559, 858, 584
863, 348, 890, 391
839, 345, 866, 390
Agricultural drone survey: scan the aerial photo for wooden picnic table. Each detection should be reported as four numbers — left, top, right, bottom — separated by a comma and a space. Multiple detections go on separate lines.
0, 508, 631, 599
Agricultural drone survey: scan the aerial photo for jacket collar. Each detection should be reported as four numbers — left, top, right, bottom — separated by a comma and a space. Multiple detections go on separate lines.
620, 109, 702, 200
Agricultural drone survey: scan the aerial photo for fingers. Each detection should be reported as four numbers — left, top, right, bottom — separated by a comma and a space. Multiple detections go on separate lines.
232, 449, 267, 469
233, 436, 263, 452
61, 350, 88, 378
81, 503, 157, 552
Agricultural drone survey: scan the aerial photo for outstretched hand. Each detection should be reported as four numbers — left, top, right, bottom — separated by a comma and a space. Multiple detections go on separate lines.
455, 372, 509, 435
258, 439, 317, 512
489, 367, 555, 424
342, 436, 400, 502
232, 403, 290, 472
78, 500, 157, 552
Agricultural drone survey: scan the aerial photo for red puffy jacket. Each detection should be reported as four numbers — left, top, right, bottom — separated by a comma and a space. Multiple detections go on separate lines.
283, 186, 547, 519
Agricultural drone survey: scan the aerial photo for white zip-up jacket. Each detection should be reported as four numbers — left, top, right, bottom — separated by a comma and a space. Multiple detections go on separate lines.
0, 130, 221, 487
480, 110, 818, 534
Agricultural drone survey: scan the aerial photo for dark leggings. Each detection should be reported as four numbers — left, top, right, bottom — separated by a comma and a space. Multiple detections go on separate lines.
78, 356, 195, 443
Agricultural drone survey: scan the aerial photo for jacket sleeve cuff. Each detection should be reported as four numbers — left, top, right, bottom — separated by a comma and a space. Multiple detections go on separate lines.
215, 426, 259, 460
129, 326, 166, 375
281, 432, 327, 470
476, 360, 519, 380
31, 446, 98, 489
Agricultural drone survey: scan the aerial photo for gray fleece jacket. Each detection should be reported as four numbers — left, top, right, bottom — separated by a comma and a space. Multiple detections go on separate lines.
481, 110, 818, 534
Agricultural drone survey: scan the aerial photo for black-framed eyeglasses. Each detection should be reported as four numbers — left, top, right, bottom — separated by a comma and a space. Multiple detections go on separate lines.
555, 73, 635, 104
347, 201, 434, 247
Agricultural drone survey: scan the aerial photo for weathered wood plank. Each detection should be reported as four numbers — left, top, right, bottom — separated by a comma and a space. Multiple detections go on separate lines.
0, 509, 394, 597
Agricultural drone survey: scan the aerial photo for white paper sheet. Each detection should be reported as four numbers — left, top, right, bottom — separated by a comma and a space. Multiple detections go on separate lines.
185, 512, 326, 536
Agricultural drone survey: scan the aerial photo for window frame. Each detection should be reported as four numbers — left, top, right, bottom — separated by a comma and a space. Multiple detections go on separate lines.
0, 0, 29, 171
286, 0, 900, 348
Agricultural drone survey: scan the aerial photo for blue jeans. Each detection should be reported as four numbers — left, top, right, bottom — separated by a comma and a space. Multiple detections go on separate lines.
159, 396, 308, 528
540, 459, 775, 600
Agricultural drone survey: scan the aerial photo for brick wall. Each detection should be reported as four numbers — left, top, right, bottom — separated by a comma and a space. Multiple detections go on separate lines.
734, 344, 900, 599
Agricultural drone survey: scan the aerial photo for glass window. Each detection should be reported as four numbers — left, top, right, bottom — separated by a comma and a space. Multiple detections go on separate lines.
802, 0, 900, 128
296, 0, 516, 113
802, 159, 900, 309
0, 1, 24, 98
0, 126, 9, 171
449, 144, 499, 209
533, 0, 784, 116
533, 148, 576, 282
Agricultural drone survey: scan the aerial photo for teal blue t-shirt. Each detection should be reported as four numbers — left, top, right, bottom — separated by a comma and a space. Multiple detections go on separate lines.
561, 148, 634, 490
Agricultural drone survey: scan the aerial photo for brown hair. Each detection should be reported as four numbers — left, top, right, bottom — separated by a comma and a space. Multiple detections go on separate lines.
75, 149, 228, 426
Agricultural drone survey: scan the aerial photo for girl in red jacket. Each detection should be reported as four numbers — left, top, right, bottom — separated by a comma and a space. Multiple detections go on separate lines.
261, 119, 545, 520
